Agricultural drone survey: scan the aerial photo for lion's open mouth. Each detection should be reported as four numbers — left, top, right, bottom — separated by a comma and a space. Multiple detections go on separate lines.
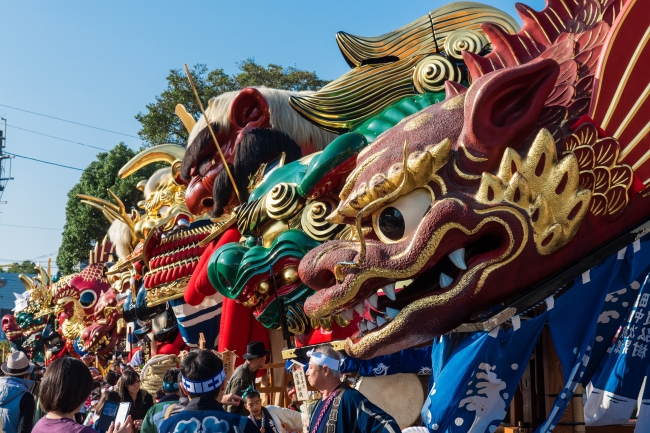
4, 330, 22, 340
299, 196, 529, 358
84, 333, 111, 352
353, 229, 507, 338
315, 222, 510, 339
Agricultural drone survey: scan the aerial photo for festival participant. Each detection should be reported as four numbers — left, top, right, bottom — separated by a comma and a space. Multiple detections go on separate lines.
159, 350, 257, 433
286, 382, 301, 412
305, 346, 400, 433
33, 357, 132, 433
104, 371, 119, 392
0, 352, 36, 433
242, 386, 302, 433
119, 370, 153, 432
140, 368, 180, 433
225, 341, 269, 415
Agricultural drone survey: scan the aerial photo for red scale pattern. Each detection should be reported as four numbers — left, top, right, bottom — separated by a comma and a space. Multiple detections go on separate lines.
143, 229, 211, 290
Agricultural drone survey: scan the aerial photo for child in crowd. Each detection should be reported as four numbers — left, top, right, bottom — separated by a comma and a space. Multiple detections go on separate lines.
286, 382, 302, 412
242, 386, 302, 433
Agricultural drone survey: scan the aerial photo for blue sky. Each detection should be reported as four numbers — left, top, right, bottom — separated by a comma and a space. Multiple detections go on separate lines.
0, 0, 544, 271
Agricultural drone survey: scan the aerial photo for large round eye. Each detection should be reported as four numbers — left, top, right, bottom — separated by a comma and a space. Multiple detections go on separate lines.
373, 189, 433, 243
79, 290, 98, 309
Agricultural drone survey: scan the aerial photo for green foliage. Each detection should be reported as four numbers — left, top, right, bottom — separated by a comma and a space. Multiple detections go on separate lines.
135, 59, 330, 147
56, 143, 160, 274
0, 260, 37, 274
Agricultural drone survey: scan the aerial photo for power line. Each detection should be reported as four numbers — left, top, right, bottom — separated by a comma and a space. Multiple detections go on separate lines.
0, 103, 140, 139
8, 123, 111, 151
5, 152, 84, 171
30, 252, 59, 260
0, 223, 61, 231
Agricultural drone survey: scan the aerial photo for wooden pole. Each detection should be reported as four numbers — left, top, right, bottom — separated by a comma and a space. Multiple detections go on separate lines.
199, 333, 206, 350
572, 384, 586, 432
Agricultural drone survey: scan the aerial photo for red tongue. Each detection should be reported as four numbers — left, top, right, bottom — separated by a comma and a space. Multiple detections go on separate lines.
184, 226, 241, 306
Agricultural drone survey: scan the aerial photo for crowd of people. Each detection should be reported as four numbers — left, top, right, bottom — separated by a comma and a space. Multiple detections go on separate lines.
0, 341, 401, 433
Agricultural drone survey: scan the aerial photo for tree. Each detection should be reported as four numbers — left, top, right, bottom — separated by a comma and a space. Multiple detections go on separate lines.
0, 261, 37, 274
56, 143, 160, 274
135, 59, 330, 147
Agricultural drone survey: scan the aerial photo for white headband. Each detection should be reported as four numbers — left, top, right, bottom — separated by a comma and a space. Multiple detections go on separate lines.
307, 350, 341, 371
182, 370, 226, 394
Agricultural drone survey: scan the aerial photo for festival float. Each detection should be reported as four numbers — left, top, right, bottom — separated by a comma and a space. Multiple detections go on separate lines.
4, 0, 650, 430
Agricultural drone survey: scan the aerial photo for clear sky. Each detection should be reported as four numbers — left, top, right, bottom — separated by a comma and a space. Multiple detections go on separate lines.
0, 0, 544, 271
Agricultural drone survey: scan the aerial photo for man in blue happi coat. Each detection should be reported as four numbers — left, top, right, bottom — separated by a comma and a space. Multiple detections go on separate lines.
305, 345, 401, 433
159, 350, 259, 433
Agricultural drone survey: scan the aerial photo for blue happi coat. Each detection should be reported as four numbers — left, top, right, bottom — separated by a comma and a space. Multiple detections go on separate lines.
310, 385, 401, 433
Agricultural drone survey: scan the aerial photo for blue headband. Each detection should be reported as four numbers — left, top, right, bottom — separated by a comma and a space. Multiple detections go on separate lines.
163, 381, 179, 392
181, 370, 226, 395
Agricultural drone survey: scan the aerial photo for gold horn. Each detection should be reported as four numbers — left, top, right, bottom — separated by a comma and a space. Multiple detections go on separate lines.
118, 144, 186, 179
175, 104, 197, 134
36, 263, 50, 287
78, 190, 136, 232
18, 274, 35, 292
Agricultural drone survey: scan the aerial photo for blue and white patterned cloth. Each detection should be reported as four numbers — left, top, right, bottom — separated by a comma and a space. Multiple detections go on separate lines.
170, 294, 222, 348
584, 275, 650, 426
421, 311, 548, 432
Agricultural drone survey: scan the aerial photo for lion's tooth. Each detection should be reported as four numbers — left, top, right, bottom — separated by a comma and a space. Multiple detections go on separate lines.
341, 308, 354, 321
353, 303, 364, 316
358, 321, 367, 332
382, 283, 396, 301
368, 293, 378, 308
440, 272, 453, 288
448, 248, 467, 270
376, 316, 388, 327
386, 307, 400, 320
366, 321, 377, 331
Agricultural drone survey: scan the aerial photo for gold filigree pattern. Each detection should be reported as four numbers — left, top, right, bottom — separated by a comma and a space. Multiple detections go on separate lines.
266, 183, 304, 220
56, 297, 86, 341
477, 128, 592, 255
560, 123, 633, 218
331, 138, 451, 222
443, 29, 489, 60
286, 304, 310, 335
146, 276, 191, 306
413, 55, 460, 93
301, 197, 343, 241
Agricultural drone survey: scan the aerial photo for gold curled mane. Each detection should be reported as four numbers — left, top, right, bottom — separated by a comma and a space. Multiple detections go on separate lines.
330, 135, 451, 223
290, 2, 519, 132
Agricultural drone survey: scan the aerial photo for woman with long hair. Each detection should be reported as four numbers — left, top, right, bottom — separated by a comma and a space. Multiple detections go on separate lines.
33, 357, 132, 433
118, 370, 153, 432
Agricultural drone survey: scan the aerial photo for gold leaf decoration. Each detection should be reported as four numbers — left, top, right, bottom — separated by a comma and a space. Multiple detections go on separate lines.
477, 128, 592, 255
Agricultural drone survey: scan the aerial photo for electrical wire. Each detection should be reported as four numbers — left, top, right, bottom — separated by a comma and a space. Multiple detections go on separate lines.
0, 223, 61, 231
7, 124, 111, 151
0, 103, 140, 139
4, 152, 83, 171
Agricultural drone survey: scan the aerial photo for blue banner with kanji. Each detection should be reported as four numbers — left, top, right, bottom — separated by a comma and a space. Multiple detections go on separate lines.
584, 276, 650, 426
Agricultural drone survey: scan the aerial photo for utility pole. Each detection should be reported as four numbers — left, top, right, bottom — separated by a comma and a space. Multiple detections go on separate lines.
0, 118, 14, 204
